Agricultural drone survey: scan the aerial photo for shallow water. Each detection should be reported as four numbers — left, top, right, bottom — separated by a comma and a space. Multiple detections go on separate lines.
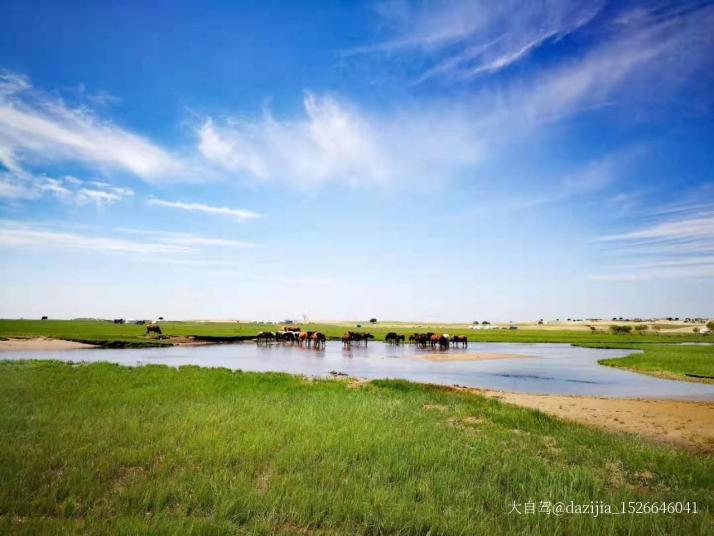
3, 341, 714, 400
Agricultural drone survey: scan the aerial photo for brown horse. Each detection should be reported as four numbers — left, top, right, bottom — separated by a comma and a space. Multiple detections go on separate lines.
385, 332, 398, 344
430, 334, 449, 349
146, 324, 162, 335
311, 332, 326, 349
342, 331, 354, 346
256, 331, 275, 344
298, 331, 314, 346
409, 333, 429, 347
451, 335, 468, 348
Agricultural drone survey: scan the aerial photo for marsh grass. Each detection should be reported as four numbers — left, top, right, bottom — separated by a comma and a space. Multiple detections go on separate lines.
0, 361, 712, 535
599, 344, 714, 383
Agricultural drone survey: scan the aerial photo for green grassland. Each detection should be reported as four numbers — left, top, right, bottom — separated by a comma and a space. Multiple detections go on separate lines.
599, 345, 714, 383
0, 319, 710, 346
1, 360, 712, 535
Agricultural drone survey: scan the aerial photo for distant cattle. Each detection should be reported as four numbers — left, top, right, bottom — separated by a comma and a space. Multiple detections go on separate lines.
113, 318, 125, 324
41, 316, 48, 320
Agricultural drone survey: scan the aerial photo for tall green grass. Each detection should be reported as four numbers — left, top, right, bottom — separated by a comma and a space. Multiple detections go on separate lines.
599, 344, 714, 382
0, 361, 712, 535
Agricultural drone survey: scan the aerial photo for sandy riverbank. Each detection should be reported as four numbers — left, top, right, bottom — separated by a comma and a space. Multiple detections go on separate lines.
462, 387, 714, 452
0, 337, 98, 351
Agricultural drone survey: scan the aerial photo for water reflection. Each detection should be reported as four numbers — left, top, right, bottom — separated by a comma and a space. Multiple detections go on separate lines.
3, 341, 714, 400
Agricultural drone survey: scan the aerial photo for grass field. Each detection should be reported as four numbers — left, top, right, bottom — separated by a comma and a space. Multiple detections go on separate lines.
599, 345, 714, 383
1, 360, 712, 535
1, 319, 711, 346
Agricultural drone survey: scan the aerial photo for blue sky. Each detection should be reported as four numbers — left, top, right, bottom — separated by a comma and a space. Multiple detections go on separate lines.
0, 0, 713, 321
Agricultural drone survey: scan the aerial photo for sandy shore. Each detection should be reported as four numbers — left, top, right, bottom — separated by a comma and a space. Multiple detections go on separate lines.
463, 387, 714, 452
417, 352, 531, 362
0, 337, 98, 351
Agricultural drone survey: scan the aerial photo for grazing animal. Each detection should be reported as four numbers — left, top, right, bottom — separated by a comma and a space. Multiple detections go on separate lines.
451, 335, 468, 348
311, 332, 326, 349
430, 334, 449, 349
342, 331, 354, 346
353, 332, 374, 345
409, 333, 430, 347
280, 331, 296, 342
283, 326, 301, 333
396, 334, 405, 344
298, 331, 315, 346
385, 332, 398, 344
438, 335, 449, 349
146, 324, 162, 335
256, 331, 275, 344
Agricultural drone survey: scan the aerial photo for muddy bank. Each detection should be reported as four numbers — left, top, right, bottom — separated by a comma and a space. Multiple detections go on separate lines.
461, 387, 714, 453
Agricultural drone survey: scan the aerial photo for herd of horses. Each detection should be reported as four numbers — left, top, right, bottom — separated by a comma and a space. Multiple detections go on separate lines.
406, 332, 468, 349
253, 327, 467, 350
256, 327, 327, 348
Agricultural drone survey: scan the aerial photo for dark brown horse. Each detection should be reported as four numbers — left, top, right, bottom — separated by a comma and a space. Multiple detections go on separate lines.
342, 331, 354, 346
352, 332, 374, 345
451, 335, 468, 348
311, 332, 326, 349
409, 333, 429, 347
256, 331, 275, 344
430, 334, 449, 349
146, 324, 162, 335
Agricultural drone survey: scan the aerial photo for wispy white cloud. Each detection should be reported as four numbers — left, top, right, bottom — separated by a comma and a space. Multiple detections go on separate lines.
351, 0, 714, 94
147, 198, 262, 221
597, 214, 714, 242
349, 0, 604, 81
197, 92, 483, 188
591, 196, 714, 281
117, 228, 255, 248
0, 221, 255, 254
0, 170, 134, 205
0, 70, 179, 181
195, 2, 713, 190
0, 221, 188, 254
